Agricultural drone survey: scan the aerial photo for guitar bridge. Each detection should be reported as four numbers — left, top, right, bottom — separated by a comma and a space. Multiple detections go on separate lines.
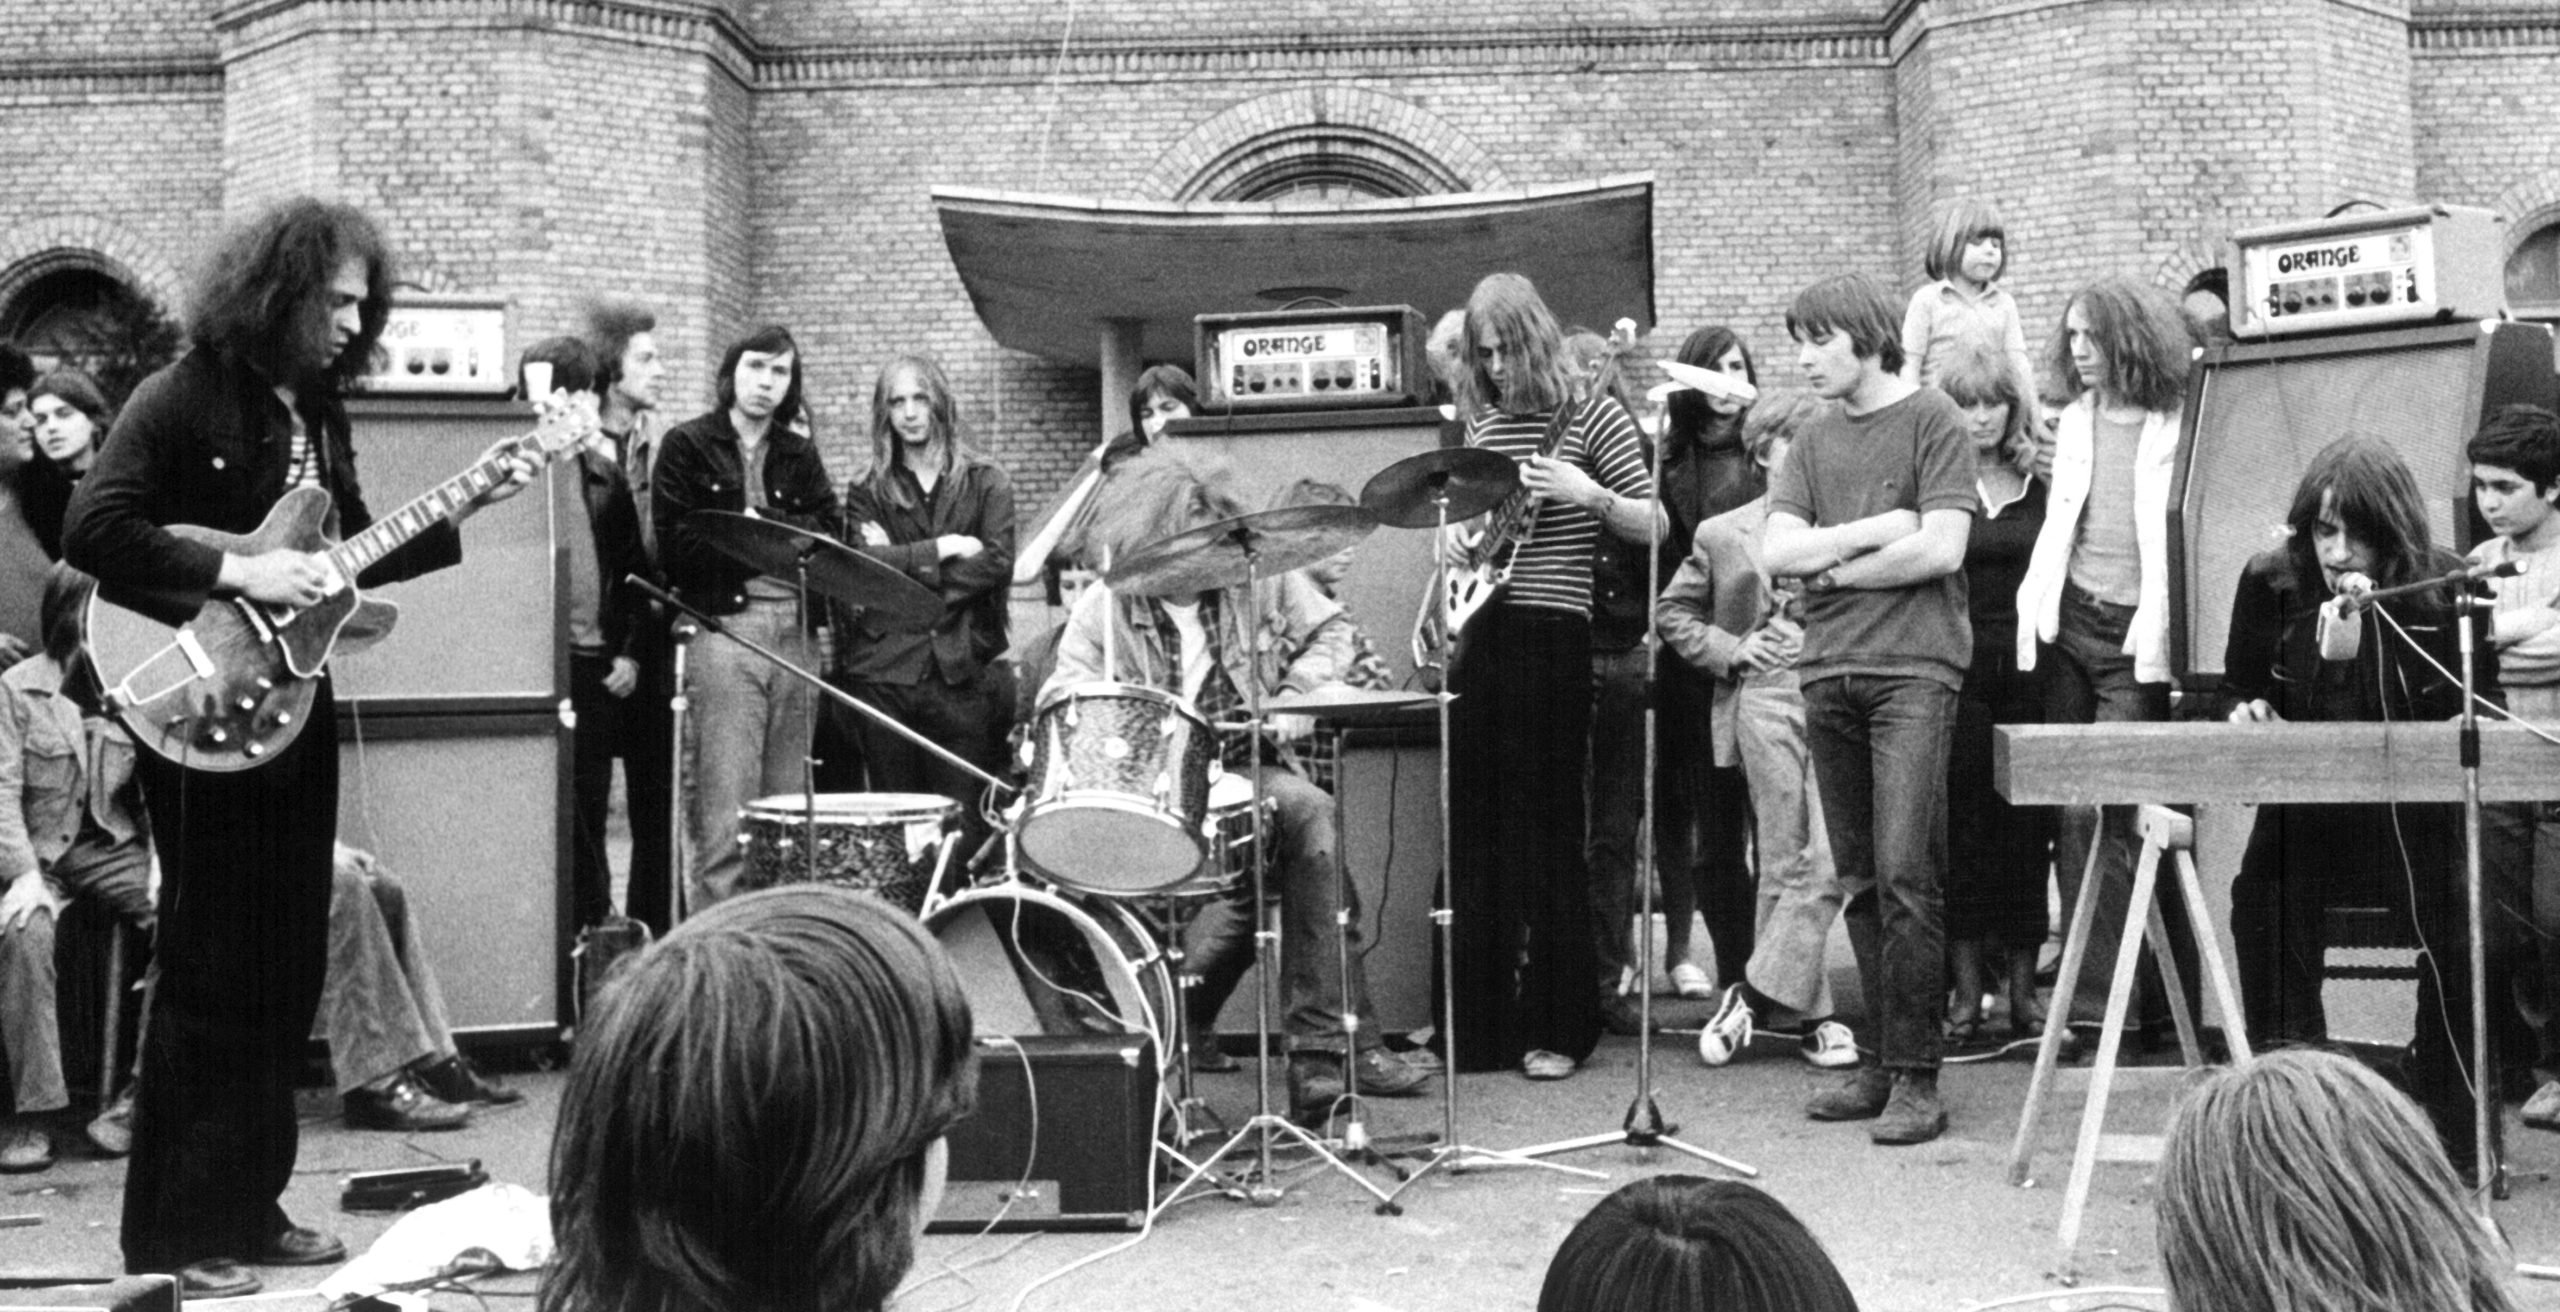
105, 629, 218, 712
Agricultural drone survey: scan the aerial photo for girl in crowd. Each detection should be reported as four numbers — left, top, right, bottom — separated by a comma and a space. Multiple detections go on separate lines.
1013, 362, 1196, 585
2223, 436, 2494, 1167
1935, 344, 2052, 1044
543, 885, 977, 1312
2157, 1049, 2519, 1312
1538, 1175, 1860, 1312
1443, 272, 1662, 1080
1653, 325, 1764, 1002
1899, 198, 2041, 437
2014, 276, 2194, 1046
22, 368, 110, 558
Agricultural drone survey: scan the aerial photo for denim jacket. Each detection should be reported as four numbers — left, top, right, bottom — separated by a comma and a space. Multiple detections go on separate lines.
0, 655, 143, 886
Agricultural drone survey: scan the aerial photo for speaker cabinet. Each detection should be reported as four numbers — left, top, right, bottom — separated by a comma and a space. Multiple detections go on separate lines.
930, 1033, 1157, 1233
2170, 319, 2559, 683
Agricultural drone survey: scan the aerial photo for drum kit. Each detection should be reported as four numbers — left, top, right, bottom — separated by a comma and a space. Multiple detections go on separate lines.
643, 442, 1673, 1215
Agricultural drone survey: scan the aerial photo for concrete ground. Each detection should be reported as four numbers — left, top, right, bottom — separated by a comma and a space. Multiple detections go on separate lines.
6, 1007, 2560, 1311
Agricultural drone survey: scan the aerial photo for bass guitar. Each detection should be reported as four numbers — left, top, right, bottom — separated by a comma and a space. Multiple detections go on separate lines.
86, 398, 596, 771
1412, 399, 1577, 673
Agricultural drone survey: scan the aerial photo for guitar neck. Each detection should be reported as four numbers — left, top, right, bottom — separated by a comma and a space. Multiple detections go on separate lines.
329, 446, 519, 579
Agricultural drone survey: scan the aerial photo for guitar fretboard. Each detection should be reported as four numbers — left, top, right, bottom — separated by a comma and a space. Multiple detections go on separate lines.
329, 454, 518, 580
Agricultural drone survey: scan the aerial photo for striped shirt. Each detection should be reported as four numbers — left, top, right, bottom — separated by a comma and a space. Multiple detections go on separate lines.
1465, 395, 1655, 615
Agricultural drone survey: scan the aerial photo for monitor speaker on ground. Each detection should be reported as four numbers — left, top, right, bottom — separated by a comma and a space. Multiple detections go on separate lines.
2169, 318, 2559, 684
929, 1033, 1157, 1233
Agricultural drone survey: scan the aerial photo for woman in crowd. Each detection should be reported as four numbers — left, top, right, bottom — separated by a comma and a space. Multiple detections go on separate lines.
2157, 1048, 2519, 1312
1935, 343, 2051, 1044
542, 884, 977, 1312
22, 368, 111, 558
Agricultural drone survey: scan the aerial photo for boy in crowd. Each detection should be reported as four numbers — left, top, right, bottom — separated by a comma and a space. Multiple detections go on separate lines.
2469, 404, 2560, 1128
1760, 273, 1977, 1145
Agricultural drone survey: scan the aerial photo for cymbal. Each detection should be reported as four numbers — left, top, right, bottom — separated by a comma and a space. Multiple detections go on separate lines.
687, 510, 943, 629
1104, 505, 1378, 598
1358, 446, 1518, 528
1261, 686, 1439, 725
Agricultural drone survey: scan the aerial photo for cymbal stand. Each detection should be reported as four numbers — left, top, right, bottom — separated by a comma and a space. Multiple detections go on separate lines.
1153, 892, 1227, 1148
1158, 533, 1399, 1211
1384, 475, 1607, 1211
667, 616, 697, 922
1511, 411, 1753, 1179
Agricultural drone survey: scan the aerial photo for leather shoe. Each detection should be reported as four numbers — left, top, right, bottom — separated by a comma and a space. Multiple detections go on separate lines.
1351, 1046, 1430, 1097
0, 1123, 52, 1173
254, 1225, 347, 1267
176, 1259, 262, 1299
1287, 1057, 1348, 1123
415, 1053, 525, 1107
343, 1073, 472, 1132
87, 1088, 134, 1157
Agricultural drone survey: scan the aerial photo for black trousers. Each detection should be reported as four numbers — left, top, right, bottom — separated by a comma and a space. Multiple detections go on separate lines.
568, 650, 624, 930
1442, 605, 1603, 1072
1946, 640, 2052, 947
123, 680, 338, 1273
845, 666, 1015, 864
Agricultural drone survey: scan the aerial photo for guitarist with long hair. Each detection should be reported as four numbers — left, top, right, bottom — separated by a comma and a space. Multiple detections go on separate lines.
1440, 273, 1662, 1081
63, 197, 536, 1298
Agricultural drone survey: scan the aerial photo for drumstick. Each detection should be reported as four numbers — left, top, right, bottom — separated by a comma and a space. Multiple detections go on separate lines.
1100, 544, 1116, 683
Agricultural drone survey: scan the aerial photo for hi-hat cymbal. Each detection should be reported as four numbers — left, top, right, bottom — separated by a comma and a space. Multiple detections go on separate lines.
687, 510, 943, 629
1358, 447, 1519, 528
1261, 686, 1440, 725
1104, 505, 1378, 598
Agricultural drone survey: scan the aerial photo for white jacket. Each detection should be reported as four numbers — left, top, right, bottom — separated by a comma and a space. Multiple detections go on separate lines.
2014, 395, 2182, 682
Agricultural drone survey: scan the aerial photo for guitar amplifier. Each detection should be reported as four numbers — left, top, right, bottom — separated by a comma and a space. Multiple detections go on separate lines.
2229, 204, 2507, 339
927, 1033, 1158, 1233
1195, 305, 1431, 412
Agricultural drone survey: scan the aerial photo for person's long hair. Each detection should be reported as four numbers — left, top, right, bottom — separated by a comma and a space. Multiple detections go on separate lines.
1663, 324, 1756, 454
863, 353, 969, 488
1127, 363, 1198, 445
2284, 435, 2437, 591
714, 325, 806, 434
2156, 1049, 2518, 1312
540, 885, 977, 1312
2044, 275, 2192, 414
1070, 444, 1244, 574
580, 297, 657, 403
1458, 272, 1574, 418
1932, 342, 2039, 476
1537, 1175, 1861, 1312
186, 197, 394, 387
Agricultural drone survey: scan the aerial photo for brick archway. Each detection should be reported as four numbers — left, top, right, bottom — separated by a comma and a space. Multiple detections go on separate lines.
0, 217, 182, 316
1138, 86, 1506, 203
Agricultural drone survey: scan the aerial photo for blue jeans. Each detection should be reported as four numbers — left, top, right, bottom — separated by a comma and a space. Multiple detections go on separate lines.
684, 599, 820, 910
1803, 673, 1954, 1071
1, 835, 151, 1114
1179, 765, 1379, 1054
2040, 585, 2183, 1025
320, 857, 454, 1093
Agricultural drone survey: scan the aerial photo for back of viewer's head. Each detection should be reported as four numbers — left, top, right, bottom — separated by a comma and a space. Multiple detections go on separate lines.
2156, 1049, 2516, 1312
1538, 1176, 1859, 1312
541, 885, 977, 1312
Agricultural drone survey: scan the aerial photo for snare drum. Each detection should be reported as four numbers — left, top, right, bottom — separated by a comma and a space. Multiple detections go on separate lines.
737, 792, 959, 913
925, 883, 1174, 1064
1017, 682, 1215, 897
1161, 772, 1273, 902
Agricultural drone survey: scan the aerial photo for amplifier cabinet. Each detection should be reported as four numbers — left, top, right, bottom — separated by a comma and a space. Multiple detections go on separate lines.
929, 1033, 1159, 1233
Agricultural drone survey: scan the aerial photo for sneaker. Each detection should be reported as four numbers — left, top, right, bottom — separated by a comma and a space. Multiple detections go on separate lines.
1521, 1049, 1578, 1080
342, 1073, 472, 1133
2524, 1080, 2560, 1132
1799, 1020, 1859, 1069
1804, 1066, 1893, 1121
1871, 1072, 1948, 1145
0, 1123, 52, 1173
86, 1088, 135, 1157
1669, 962, 1716, 1000
1697, 985, 1755, 1067
1350, 1046, 1431, 1097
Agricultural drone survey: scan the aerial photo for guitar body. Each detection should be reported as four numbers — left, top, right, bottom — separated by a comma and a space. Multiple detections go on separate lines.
84, 486, 378, 772
1437, 540, 1514, 673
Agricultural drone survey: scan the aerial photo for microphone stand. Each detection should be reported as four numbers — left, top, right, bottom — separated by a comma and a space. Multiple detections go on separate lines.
1512, 399, 1754, 1179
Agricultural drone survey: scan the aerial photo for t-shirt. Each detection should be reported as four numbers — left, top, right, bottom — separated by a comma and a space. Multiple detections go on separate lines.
1463, 394, 1654, 615
2067, 409, 2144, 605
1766, 386, 1978, 688
2471, 533, 2560, 720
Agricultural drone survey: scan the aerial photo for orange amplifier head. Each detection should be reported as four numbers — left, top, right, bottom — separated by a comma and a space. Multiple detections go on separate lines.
2229, 204, 2507, 339
1194, 305, 1430, 412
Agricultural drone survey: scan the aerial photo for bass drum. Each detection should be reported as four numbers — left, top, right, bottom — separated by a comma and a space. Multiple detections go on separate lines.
925, 883, 1175, 1066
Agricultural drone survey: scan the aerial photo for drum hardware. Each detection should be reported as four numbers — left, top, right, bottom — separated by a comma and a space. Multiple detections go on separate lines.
735, 791, 962, 914
1358, 449, 1610, 1205
1451, 369, 1756, 1180
1106, 510, 1401, 1210
667, 616, 697, 922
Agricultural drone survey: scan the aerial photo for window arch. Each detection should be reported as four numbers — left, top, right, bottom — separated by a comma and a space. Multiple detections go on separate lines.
1141, 87, 1504, 204
0, 249, 181, 401
1197, 126, 1460, 205
2506, 219, 2560, 321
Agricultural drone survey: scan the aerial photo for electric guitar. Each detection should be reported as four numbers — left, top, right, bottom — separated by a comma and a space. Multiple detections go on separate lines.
85, 398, 598, 771
1412, 400, 1577, 672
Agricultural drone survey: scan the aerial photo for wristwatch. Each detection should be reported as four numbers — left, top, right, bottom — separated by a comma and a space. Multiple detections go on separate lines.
1809, 568, 1841, 594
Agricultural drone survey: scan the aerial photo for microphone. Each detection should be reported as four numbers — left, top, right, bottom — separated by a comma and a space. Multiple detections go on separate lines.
2319, 558, 2518, 660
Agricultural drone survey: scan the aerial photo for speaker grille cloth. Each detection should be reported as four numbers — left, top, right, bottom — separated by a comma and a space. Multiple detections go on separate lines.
2180, 344, 2472, 678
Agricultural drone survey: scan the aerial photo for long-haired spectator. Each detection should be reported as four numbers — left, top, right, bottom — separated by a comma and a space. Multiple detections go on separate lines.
2156, 1048, 2518, 1312
1538, 1175, 1860, 1312
542, 885, 977, 1312
21, 368, 114, 557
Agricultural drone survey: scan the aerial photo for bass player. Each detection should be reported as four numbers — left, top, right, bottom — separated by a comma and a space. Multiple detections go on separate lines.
63, 198, 537, 1297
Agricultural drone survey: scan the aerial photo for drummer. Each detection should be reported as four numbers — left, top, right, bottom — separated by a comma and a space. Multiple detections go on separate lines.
1040, 449, 1430, 1121
835, 354, 1017, 860
653, 325, 840, 910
